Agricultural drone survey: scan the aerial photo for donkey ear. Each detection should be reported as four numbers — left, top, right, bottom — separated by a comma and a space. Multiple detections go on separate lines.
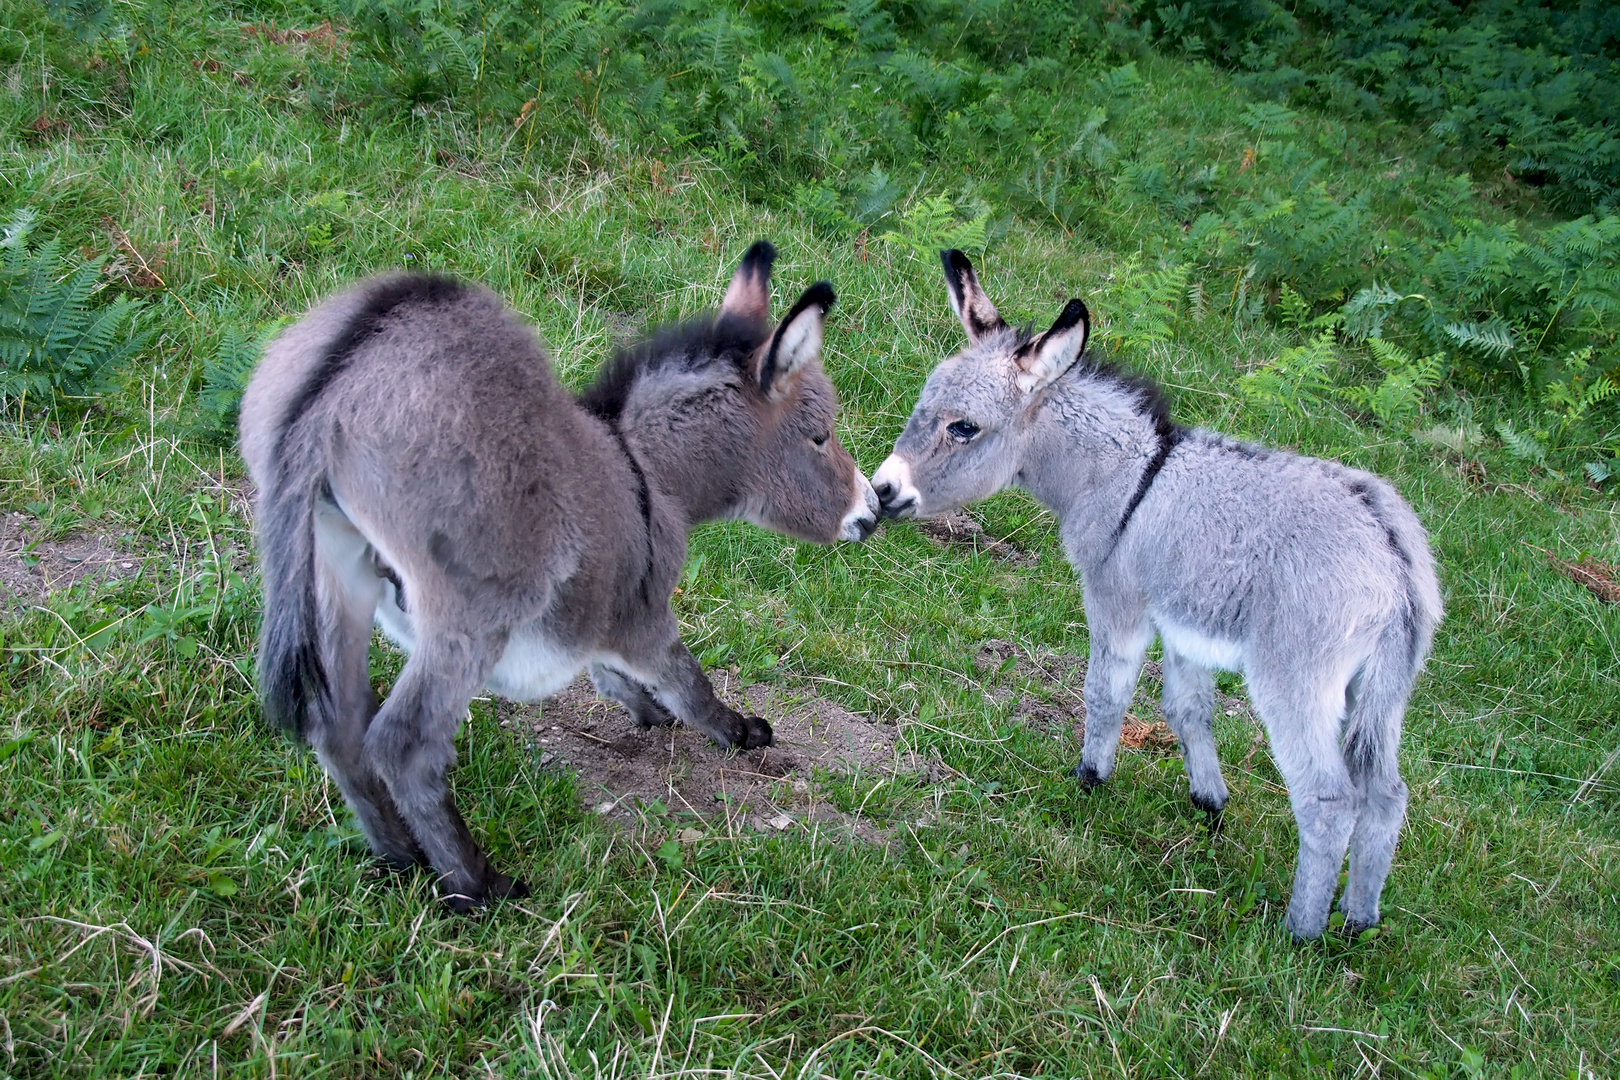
1014, 298, 1090, 394
941, 249, 1006, 343
757, 281, 835, 400
718, 239, 777, 327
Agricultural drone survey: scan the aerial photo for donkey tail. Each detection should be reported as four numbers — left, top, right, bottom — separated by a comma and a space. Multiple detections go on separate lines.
255, 458, 327, 740
1342, 477, 1442, 771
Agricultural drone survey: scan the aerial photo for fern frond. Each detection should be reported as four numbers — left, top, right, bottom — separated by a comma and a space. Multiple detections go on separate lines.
1442, 319, 1515, 360
1495, 421, 1548, 466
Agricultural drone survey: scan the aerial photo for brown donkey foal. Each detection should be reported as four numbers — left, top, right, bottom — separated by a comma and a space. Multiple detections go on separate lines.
240, 242, 878, 909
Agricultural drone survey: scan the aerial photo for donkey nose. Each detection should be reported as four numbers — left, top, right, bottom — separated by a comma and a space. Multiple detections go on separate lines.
873, 479, 896, 505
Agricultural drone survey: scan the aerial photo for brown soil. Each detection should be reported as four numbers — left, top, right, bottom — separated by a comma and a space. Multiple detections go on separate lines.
0, 513, 151, 609
913, 512, 1039, 566
501, 672, 931, 845
973, 638, 1255, 751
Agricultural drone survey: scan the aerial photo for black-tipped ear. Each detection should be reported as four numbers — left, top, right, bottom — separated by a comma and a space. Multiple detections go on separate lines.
1014, 298, 1090, 394
719, 240, 777, 326
758, 280, 835, 399
940, 249, 1005, 343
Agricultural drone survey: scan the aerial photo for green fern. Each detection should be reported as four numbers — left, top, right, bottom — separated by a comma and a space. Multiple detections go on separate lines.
881, 196, 989, 258
1240, 331, 1338, 418
1495, 421, 1549, 467
1343, 339, 1446, 429
194, 326, 264, 446
1441, 319, 1516, 361
0, 209, 148, 409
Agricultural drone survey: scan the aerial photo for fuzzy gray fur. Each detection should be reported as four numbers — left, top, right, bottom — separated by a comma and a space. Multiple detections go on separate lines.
241, 242, 878, 910
874, 250, 1441, 940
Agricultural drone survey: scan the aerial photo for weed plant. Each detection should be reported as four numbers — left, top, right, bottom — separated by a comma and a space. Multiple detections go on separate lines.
0, 1, 1617, 1078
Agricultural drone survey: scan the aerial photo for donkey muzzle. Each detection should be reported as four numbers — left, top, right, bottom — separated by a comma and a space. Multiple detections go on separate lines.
872, 455, 919, 519
839, 468, 881, 542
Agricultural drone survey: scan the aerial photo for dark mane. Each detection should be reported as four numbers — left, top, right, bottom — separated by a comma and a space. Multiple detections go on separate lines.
1078, 344, 1178, 440
576, 313, 767, 421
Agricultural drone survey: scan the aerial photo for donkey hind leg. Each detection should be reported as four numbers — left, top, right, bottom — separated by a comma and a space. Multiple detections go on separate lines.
363, 629, 529, 911
589, 662, 676, 728
629, 637, 771, 750
1338, 647, 1415, 933
1074, 617, 1153, 787
1248, 668, 1360, 940
308, 500, 424, 869
1159, 646, 1228, 824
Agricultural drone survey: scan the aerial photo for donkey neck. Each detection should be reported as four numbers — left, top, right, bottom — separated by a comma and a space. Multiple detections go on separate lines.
1015, 373, 1175, 566
611, 391, 753, 528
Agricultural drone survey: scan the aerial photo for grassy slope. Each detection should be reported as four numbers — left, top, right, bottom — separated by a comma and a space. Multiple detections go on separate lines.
1, 6, 1618, 1080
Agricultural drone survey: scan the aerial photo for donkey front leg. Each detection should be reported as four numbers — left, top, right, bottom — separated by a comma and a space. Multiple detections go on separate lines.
1074, 610, 1153, 788
364, 630, 529, 911
628, 637, 772, 749
589, 662, 676, 728
1159, 645, 1229, 825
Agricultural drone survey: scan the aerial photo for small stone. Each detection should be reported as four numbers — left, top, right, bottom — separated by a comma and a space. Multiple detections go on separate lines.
677, 827, 703, 843
595, 800, 617, 815
120, 561, 133, 569
539, 751, 556, 767
767, 813, 793, 831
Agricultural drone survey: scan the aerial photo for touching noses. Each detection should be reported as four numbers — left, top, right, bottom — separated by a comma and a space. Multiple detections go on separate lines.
871, 455, 919, 519
839, 468, 880, 541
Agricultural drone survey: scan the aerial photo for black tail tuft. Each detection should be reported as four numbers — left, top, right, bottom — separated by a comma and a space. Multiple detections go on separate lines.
255, 473, 327, 740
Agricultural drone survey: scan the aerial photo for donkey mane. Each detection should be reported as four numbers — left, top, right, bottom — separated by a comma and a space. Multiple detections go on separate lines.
578, 314, 767, 421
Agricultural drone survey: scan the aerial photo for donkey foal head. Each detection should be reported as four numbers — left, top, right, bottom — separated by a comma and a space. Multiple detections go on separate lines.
873, 249, 1090, 519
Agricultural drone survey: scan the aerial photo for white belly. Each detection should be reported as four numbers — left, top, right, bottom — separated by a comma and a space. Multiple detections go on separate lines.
1153, 613, 1246, 671
374, 591, 591, 702
484, 627, 589, 701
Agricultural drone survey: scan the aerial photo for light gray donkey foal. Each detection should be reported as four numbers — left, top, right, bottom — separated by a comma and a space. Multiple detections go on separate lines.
241, 241, 879, 910
874, 251, 1440, 939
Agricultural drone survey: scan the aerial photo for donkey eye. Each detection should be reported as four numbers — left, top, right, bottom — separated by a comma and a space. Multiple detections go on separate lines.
946, 419, 981, 442
811, 431, 830, 447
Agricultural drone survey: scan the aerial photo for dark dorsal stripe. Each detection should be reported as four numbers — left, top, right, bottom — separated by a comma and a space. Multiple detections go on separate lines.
276, 274, 467, 455
1111, 420, 1184, 546
608, 421, 656, 604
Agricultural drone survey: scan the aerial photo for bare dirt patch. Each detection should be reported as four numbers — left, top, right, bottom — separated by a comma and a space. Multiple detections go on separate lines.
502, 672, 932, 845
974, 639, 1255, 751
0, 514, 151, 609
913, 512, 1039, 566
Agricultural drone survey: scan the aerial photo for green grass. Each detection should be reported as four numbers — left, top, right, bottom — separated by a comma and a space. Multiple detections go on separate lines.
2, 4, 1619, 1079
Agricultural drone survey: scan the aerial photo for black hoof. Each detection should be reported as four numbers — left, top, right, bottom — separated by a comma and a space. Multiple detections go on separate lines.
741, 715, 774, 749
629, 701, 678, 728
1190, 793, 1227, 834
1073, 762, 1106, 788
440, 872, 530, 914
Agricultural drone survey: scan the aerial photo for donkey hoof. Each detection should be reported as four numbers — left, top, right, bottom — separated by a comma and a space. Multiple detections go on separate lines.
490, 873, 531, 902
440, 873, 530, 914
741, 715, 774, 749
630, 700, 678, 728
1073, 762, 1107, 788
